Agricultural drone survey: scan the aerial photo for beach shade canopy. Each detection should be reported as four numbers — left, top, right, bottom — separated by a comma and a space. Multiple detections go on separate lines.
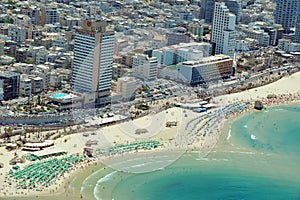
267, 94, 277, 99
202, 103, 218, 109
193, 108, 207, 113
12, 165, 20, 170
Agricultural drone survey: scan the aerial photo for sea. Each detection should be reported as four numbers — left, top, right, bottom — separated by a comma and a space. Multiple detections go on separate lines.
8, 105, 300, 200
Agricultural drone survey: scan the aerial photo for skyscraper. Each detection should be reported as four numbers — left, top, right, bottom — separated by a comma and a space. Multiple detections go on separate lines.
224, 0, 242, 24
294, 0, 300, 43
72, 19, 115, 105
202, 0, 215, 24
274, 0, 298, 33
211, 1, 236, 58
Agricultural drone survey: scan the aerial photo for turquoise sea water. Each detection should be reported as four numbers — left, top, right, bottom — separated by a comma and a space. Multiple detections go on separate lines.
94, 105, 300, 200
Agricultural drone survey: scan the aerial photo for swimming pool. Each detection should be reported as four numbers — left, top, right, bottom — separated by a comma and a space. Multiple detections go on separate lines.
50, 93, 67, 99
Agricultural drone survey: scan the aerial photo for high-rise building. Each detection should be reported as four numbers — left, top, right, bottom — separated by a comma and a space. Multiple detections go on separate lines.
274, 0, 298, 33
224, 0, 242, 24
294, 0, 300, 43
202, 0, 215, 24
211, 1, 236, 58
72, 19, 115, 106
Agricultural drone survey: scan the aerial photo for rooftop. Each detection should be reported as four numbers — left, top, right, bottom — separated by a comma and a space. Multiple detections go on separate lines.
0, 71, 19, 79
180, 54, 231, 66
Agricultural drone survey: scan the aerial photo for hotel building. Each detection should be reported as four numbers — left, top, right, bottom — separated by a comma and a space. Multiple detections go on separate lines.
72, 19, 115, 106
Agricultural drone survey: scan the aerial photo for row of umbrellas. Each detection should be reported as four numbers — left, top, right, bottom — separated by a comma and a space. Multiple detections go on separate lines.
95, 140, 161, 156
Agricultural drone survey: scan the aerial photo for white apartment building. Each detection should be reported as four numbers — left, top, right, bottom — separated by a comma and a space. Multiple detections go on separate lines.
116, 77, 137, 101
278, 39, 300, 52
8, 25, 26, 43
31, 77, 43, 94
49, 71, 62, 89
133, 54, 158, 81
176, 48, 204, 63
72, 20, 115, 105
35, 47, 48, 64
41, 6, 59, 25
236, 40, 249, 51
152, 48, 175, 67
20, 75, 32, 96
13, 14, 31, 26
152, 42, 212, 67
237, 25, 270, 47
52, 37, 68, 51
211, 2, 236, 58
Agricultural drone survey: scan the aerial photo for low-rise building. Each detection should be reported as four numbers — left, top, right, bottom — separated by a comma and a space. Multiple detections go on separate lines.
132, 54, 158, 81
278, 39, 300, 52
31, 76, 43, 94
236, 40, 250, 51
0, 39, 4, 56
116, 77, 137, 101
160, 54, 233, 86
237, 25, 270, 46
152, 42, 212, 67
8, 25, 26, 43
177, 54, 233, 86
0, 72, 20, 100
20, 75, 32, 96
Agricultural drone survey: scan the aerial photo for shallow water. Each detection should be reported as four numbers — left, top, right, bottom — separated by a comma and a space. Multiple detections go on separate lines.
103, 105, 300, 200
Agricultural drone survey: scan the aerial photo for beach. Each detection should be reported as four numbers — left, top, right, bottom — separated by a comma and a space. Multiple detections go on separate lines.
214, 71, 300, 105
1, 71, 300, 199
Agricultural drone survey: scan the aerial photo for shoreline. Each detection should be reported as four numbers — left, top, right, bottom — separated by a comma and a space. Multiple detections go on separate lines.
1, 104, 299, 200
1, 71, 300, 199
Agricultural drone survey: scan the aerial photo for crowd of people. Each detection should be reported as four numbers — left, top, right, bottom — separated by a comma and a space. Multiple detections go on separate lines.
184, 101, 253, 150
259, 92, 300, 106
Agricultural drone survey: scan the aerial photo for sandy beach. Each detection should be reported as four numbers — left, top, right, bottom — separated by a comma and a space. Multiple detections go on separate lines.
214, 71, 300, 105
1, 71, 300, 199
